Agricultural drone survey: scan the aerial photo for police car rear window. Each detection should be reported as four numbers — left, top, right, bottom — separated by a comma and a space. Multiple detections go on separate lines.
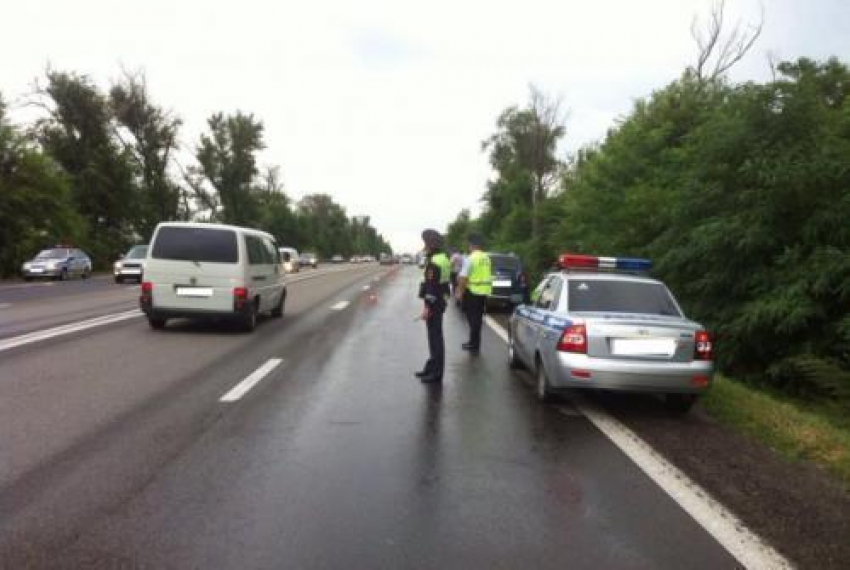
568, 280, 681, 316
152, 227, 238, 263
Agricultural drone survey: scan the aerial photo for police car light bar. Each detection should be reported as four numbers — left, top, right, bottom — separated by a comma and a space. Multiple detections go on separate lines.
558, 253, 652, 273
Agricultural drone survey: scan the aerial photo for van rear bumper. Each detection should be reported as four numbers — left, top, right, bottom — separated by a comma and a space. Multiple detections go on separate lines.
141, 305, 245, 321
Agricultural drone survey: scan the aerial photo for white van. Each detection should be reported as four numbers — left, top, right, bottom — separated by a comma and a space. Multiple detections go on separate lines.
140, 222, 287, 331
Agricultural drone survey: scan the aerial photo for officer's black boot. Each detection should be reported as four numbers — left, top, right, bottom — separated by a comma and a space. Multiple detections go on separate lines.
415, 360, 434, 378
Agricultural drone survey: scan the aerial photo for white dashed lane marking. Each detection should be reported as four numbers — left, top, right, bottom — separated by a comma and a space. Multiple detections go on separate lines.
330, 301, 350, 311
220, 359, 283, 402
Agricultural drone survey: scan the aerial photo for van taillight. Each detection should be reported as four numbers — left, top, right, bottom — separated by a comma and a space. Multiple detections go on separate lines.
234, 287, 248, 311
140, 281, 153, 306
694, 330, 713, 360
557, 324, 587, 353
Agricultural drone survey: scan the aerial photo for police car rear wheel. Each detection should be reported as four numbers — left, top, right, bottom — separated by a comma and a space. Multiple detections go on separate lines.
536, 363, 555, 403
508, 335, 524, 369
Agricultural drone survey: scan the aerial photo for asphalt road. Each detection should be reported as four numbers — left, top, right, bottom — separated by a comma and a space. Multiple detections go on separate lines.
0, 266, 742, 569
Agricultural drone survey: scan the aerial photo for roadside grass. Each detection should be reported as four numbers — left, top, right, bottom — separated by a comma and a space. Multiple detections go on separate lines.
701, 375, 850, 490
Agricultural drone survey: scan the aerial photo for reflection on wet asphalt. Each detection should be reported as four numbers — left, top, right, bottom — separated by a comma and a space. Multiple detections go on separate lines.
55, 269, 738, 569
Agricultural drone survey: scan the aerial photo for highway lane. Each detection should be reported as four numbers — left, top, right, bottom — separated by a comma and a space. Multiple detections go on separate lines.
1, 267, 741, 568
0, 263, 391, 563
0, 265, 357, 340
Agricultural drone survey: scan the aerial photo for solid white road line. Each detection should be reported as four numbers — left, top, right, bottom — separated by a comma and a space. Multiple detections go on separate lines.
0, 310, 143, 352
484, 315, 509, 342
330, 301, 350, 311
482, 315, 792, 570
0, 303, 11, 309
220, 358, 283, 402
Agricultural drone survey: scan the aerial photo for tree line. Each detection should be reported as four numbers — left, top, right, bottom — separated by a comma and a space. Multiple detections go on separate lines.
0, 70, 391, 275
447, 56, 850, 405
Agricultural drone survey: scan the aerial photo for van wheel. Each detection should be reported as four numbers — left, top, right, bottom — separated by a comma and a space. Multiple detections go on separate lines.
148, 317, 167, 330
536, 361, 556, 403
665, 394, 697, 414
115, 276, 123, 284
270, 292, 286, 318
242, 302, 258, 332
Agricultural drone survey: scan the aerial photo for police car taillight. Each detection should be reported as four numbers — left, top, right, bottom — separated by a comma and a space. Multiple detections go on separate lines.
557, 324, 587, 354
558, 253, 652, 272
694, 330, 713, 361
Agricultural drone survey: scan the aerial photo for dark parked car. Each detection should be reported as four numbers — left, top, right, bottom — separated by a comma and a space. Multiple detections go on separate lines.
487, 252, 529, 309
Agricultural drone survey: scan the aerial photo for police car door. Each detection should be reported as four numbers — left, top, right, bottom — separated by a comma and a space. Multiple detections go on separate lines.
531, 276, 564, 359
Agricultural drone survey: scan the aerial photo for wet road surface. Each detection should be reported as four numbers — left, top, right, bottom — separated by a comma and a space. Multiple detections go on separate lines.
1, 267, 739, 568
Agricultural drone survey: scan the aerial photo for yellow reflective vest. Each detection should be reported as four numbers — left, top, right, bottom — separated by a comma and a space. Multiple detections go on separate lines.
467, 250, 492, 296
430, 252, 451, 285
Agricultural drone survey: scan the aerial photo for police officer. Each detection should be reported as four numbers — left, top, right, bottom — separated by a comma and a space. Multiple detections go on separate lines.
454, 233, 492, 354
415, 229, 450, 383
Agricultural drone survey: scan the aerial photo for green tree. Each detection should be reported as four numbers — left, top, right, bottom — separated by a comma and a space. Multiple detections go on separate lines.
37, 70, 137, 263
0, 93, 84, 276
482, 86, 565, 255
110, 71, 185, 240
196, 111, 264, 225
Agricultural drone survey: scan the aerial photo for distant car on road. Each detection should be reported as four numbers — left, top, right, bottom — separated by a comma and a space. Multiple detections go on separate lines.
400, 254, 413, 264
379, 253, 393, 265
331, 254, 344, 263
114, 245, 148, 283
487, 252, 529, 309
509, 254, 713, 413
279, 247, 300, 273
141, 222, 287, 332
22, 246, 92, 281
300, 252, 318, 269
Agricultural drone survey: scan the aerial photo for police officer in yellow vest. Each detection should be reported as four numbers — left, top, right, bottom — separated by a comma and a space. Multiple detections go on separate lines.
416, 229, 451, 383
454, 233, 492, 354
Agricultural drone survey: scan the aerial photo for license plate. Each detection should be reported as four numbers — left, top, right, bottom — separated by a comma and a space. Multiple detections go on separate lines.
122, 268, 141, 274
611, 338, 676, 357
30, 268, 44, 273
492, 280, 512, 287
176, 287, 213, 298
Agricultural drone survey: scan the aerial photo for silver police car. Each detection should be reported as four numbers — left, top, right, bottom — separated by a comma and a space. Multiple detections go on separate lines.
508, 254, 713, 413
21, 246, 92, 281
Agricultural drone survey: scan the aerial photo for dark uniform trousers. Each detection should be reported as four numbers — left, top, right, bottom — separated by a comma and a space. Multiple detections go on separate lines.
464, 292, 487, 349
426, 309, 445, 377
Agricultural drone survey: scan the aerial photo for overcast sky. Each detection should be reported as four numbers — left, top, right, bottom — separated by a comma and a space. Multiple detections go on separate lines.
3, 0, 848, 251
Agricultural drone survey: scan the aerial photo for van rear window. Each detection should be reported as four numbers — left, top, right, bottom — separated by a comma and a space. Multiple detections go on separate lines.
151, 227, 238, 263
